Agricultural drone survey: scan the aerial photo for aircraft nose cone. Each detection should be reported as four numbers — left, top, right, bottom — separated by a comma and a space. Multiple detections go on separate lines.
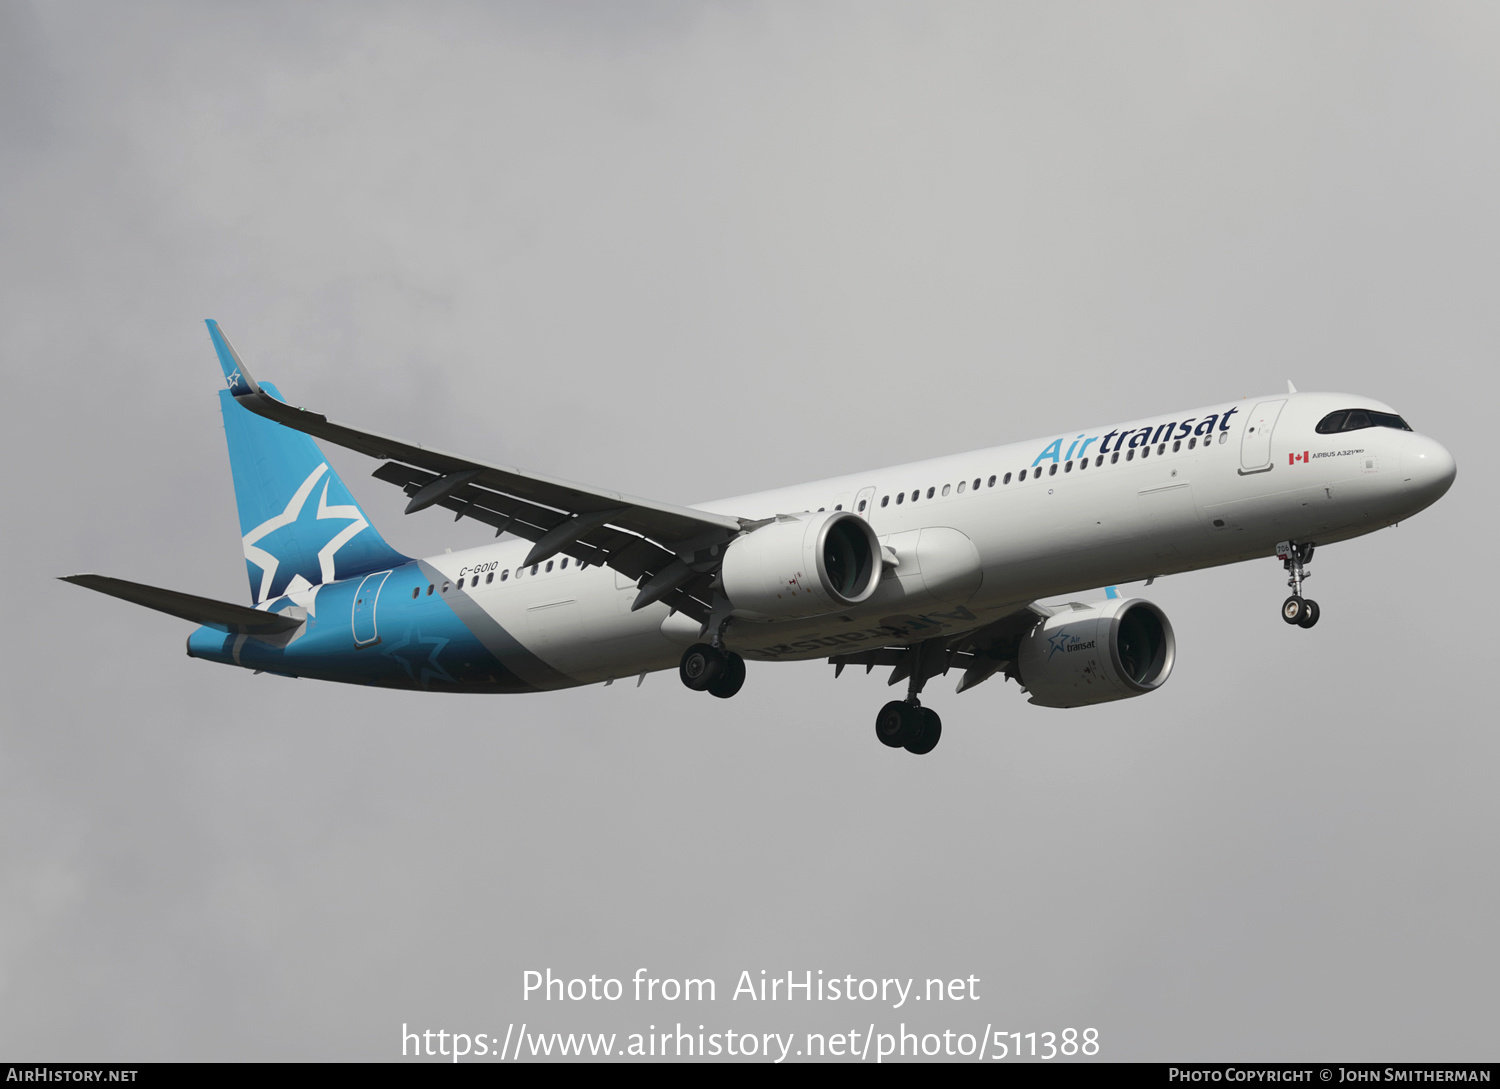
1401, 435, 1457, 504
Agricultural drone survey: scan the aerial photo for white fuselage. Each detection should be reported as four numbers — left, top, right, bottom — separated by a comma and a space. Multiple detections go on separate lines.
406, 391, 1455, 687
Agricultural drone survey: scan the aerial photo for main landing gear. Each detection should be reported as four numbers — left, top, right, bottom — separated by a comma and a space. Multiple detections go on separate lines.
873, 639, 945, 755
1276, 540, 1321, 629
679, 642, 746, 699
875, 700, 942, 755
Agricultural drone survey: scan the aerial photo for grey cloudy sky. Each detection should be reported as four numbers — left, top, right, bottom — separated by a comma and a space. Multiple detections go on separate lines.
2, 1, 1494, 1061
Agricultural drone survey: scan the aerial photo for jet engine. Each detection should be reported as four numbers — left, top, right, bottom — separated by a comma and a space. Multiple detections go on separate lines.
1015, 598, 1175, 708
721, 511, 883, 621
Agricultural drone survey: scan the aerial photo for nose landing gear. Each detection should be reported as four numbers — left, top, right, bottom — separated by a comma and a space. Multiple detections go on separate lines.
1276, 541, 1320, 628
1281, 595, 1320, 627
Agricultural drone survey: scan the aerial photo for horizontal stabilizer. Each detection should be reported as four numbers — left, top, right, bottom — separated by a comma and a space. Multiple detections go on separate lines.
59, 575, 305, 635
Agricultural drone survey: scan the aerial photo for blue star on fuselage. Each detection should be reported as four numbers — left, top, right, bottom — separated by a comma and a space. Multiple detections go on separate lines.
1046, 629, 1076, 661
382, 629, 455, 689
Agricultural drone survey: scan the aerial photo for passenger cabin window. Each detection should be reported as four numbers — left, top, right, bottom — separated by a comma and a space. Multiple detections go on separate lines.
1019, 469, 1028, 481
1003, 472, 1012, 484
858, 499, 867, 511
896, 493, 904, 504
941, 484, 950, 497
486, 572, 494, 584
411, 587, 420, 599
1049, 463, 1058, 476
986, 475, 995, 487
881, 496, 889, 507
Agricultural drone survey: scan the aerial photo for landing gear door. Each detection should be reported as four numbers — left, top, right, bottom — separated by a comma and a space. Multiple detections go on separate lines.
1239, 399, 1286, 474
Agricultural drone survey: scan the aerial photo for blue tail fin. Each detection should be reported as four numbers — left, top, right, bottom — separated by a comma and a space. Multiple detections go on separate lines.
207, 321, 410, 604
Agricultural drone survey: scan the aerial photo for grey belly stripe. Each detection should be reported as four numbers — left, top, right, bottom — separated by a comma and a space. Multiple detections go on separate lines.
418, 561, 575, 691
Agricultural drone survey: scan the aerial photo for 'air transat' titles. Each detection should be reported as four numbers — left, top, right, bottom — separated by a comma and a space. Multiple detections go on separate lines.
1032, 408, 1240, 468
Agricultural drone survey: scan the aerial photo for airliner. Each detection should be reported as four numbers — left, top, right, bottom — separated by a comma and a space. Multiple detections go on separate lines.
63, 322, 1457, 754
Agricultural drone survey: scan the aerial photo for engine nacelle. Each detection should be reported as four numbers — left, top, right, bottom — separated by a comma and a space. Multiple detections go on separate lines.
721, 511, 883, 620
1015, 598, 1175, 708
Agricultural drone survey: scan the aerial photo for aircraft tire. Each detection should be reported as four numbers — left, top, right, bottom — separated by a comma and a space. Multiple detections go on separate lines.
875, 701, 918, 748
1297, 599, 1321, 629
708, 653, 746, 699
679, 643, 725, 691
904, 708, 942, 755
1281, 596, 1306, 625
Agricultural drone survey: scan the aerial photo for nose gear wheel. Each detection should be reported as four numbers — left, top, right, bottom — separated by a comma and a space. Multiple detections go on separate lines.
1275, 541, 1321, 629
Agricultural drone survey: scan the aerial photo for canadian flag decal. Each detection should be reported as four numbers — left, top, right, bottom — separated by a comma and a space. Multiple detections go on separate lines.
1290, 451, 1309, 465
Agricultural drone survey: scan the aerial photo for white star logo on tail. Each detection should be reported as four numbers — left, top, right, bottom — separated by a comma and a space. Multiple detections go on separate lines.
241, 463, 369, 604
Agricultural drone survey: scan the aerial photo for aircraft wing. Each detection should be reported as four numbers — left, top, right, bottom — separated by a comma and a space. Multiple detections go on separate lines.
207, 322, 747, 623
829, 603, 1050, 694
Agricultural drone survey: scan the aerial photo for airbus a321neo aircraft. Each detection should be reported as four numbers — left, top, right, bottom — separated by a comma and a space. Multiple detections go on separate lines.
64, 322, 1457, 754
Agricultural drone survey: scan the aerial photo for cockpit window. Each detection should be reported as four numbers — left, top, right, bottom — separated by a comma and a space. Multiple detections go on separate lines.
1316, 409, 1413, 435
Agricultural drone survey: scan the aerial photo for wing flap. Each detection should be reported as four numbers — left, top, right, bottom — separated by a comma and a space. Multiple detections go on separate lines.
827, 603, 1048, 691
372, 461, 568, 543
367, 460, 714, 622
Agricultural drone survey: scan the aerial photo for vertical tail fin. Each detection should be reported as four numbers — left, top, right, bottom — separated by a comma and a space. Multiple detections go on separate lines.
207, 321, 409, 605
